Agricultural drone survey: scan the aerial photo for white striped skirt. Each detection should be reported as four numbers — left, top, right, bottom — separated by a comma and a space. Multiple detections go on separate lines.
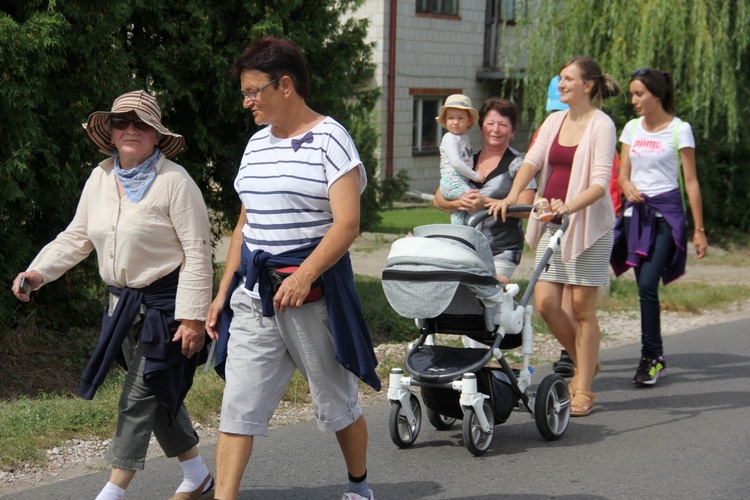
533, 223, 613, 287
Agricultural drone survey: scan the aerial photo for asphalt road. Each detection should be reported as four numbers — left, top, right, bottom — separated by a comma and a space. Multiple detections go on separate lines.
6, 319, 749, 499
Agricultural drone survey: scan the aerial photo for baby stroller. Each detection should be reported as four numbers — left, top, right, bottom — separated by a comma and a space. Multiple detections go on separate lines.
381, 207, 570, 456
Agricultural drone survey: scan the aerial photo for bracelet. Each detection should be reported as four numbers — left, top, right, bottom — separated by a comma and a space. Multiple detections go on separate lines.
695, 228, 706, 232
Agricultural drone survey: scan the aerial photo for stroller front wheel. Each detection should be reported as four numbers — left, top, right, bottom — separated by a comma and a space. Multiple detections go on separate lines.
389, 394, 422, 448
462, 400, 495, 456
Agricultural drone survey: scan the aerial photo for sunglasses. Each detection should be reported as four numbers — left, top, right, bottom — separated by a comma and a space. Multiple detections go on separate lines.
110, 117, 153, 131
630, 67, 653, 78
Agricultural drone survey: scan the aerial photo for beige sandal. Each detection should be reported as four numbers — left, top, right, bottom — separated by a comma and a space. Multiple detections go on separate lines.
170, 473, 215, 500
570, 390, 596, 417
569, 362, 602, 394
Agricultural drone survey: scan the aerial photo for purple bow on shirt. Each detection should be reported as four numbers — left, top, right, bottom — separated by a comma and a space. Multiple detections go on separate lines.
291, 131, 314, 152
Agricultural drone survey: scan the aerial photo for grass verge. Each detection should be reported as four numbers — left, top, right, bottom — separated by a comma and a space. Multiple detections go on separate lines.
372, 205, 448, 234
2, 206, 750, 470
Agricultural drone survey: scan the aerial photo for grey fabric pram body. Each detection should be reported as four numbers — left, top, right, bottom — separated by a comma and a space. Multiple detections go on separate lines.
382, 209, 571, 456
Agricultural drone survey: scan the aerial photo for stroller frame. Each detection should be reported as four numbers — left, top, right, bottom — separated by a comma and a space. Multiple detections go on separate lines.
383, 208, 571, 456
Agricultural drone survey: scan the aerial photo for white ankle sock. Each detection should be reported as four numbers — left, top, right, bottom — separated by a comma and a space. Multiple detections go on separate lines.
96, 481, 126, 500
176, 455, 211, 493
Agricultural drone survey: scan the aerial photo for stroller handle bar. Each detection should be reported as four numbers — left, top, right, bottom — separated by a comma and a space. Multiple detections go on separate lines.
467, 206, 570, 237
520, 213, 570, 306
467, 208, 570, 308
467, 206, 534, 228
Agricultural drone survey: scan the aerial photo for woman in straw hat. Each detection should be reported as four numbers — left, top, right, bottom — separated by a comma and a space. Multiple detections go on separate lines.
12, 90, 215, 499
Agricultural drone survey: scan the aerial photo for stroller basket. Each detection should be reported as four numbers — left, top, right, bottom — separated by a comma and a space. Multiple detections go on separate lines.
421, 367, 515, 424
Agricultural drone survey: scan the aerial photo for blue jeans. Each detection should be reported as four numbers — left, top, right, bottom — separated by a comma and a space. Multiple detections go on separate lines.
624, 217, 675, 358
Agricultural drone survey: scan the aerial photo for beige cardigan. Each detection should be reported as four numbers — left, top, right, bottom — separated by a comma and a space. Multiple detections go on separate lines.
524, 109, 616, 262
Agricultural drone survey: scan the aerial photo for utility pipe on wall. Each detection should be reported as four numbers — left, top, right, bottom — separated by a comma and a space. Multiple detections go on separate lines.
386, 0, 397, 178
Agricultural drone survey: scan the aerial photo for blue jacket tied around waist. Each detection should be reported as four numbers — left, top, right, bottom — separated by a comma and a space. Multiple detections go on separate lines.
214, 241, 381, 391
78, 268, 207, 420
611, 188, 687, 285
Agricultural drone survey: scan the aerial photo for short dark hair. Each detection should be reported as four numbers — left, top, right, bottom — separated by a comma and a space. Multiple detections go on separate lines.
229, 37, 310, 99
630, 68, 675, 114
478, 98, 519, 131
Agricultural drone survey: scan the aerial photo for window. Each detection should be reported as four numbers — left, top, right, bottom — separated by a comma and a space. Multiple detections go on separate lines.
500, 0, 526, 24
416, 0, 459, 17
412, 96, 444, 154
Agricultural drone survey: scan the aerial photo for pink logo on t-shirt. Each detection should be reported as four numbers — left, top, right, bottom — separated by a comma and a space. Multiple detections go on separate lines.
631, 139, 665, 157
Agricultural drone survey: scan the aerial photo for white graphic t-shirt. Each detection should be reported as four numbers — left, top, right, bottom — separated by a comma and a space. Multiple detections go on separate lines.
619, 117, 695, 216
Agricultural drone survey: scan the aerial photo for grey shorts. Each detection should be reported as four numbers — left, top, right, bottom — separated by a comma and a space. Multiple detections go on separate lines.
493, 249, 521, 279
219, 287, 362, 436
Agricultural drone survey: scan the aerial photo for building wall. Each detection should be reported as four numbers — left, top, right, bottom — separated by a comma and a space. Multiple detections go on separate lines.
355, 1, 495, 194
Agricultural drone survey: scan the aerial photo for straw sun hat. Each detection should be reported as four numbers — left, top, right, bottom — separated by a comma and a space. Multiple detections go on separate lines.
435, 94, 479, 129
82, 90, 185, 159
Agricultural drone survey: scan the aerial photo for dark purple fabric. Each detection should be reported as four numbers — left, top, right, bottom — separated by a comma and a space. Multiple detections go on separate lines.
611, 188, 687, 285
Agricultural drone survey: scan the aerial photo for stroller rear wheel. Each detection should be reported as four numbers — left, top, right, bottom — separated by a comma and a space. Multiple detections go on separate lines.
425, 407, 457, 430
534, 374, 571, 440
389, 394, 422, 448
462, 400, 495, 456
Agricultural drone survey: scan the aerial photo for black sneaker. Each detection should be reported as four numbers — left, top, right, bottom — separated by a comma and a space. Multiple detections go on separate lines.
553, 350, 575, 377
633, 356, 666, 385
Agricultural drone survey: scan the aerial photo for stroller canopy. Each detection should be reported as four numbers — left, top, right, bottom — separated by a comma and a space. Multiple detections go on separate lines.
382, 224, 501, 319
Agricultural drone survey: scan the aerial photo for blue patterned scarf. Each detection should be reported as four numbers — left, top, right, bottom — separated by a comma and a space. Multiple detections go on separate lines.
114, 148, 161, 203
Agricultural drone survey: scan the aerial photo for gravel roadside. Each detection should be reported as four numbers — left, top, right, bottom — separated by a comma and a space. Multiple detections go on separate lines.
2, 232, 749, 495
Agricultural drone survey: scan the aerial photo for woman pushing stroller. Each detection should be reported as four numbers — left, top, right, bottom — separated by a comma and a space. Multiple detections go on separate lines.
488, 56, 622, 417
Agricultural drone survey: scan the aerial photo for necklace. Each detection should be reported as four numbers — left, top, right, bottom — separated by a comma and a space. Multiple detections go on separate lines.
477, 150, 502, 175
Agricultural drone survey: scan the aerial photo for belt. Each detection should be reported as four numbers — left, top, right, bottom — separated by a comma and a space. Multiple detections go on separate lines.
267, 266, 324, 304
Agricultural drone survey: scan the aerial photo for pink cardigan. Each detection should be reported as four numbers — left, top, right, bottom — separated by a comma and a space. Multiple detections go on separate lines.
524, 109, 616, 262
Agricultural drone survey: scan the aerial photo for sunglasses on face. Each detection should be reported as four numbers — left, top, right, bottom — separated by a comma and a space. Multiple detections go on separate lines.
110, 117, 153, 131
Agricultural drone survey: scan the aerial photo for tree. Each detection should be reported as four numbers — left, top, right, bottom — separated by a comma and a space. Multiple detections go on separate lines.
0, 0, 398, 333
501, 0, 750, 237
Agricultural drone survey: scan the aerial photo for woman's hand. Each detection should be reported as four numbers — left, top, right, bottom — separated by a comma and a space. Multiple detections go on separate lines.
274, 272, 312, 314
693, 229, 708, 259
173, 319, 206, 358
486, 193, 518, 221
459, 190, 484, 212
549, 197, 570, 217
621, 180, 643, 203
205, 294, 227, 340
11, 271, 42, 302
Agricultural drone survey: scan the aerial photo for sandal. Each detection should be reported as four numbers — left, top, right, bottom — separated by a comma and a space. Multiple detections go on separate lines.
569, 361, 602, 394
577, 361, 602, 377
570, 390, 596, 417
170, 474, 215, 500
